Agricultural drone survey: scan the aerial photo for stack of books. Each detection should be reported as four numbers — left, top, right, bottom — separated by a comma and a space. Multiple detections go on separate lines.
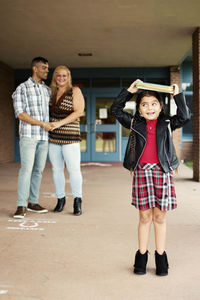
135, 82, 174, 94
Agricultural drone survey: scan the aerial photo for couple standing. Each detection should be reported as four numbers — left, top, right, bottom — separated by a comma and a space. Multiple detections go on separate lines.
12, 57, 85, 219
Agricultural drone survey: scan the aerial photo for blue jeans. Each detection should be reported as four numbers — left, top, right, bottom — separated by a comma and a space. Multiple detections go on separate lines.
17, 137, 48, 207
49, 143, 82, 199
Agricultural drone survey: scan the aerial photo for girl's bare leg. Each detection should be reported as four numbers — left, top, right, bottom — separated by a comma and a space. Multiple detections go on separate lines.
138, 208, 153, 253
153, 207, 167, 254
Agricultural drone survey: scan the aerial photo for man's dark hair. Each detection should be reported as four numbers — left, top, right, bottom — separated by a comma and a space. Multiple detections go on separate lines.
31, 57, 48, 68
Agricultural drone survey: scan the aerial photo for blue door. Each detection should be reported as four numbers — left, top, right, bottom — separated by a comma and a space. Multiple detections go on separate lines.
80, 90, 91, 161
80, 90, 121, 162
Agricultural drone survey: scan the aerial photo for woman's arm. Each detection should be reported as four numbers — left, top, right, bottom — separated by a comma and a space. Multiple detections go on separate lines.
50, 87, 85, 130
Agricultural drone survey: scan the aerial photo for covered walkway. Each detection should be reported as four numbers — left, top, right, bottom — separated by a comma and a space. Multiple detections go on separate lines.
0, 162, 199, 299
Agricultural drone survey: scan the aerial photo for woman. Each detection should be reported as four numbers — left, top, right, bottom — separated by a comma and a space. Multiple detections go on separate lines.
49, 66, 85, 215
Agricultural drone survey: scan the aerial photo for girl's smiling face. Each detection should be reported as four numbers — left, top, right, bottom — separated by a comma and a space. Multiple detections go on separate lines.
139, 96, 162, 121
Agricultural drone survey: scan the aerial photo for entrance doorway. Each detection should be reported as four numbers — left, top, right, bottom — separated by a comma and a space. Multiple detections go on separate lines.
80, 90, 121, 161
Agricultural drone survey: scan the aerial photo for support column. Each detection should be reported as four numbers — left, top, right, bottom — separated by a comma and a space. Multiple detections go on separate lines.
170, 66, 182, 161
192, 28, 200, 181
0, 61, 14, 163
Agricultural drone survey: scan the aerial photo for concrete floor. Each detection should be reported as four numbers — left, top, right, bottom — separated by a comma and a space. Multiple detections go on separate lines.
0, 162, 200, 300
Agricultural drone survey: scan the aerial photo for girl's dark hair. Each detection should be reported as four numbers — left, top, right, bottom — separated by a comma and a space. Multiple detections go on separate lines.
134, 90, 165, 121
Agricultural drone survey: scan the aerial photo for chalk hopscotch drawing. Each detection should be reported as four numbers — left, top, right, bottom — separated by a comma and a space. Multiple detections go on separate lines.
0, 284, 13, 295
6, 219, 56, 231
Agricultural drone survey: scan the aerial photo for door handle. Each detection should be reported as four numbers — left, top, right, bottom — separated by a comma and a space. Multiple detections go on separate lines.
93, 123, 96, 132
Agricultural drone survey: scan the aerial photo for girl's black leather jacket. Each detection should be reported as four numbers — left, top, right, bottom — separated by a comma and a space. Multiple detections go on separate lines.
111, 88, 191, 173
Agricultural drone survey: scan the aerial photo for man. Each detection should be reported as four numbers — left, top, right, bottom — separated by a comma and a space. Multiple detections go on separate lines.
12, 57, 51, 218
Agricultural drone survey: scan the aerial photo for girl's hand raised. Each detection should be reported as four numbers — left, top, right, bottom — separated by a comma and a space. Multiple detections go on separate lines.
172, 84, 179, 96
127, 79, 143, 94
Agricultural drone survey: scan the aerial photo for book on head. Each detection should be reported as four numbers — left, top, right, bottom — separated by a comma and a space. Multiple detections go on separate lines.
135, 82, 174, 94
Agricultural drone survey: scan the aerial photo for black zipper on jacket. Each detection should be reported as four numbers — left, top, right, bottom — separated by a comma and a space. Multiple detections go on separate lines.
132, 128, 146, 171
163, 134, 173, 171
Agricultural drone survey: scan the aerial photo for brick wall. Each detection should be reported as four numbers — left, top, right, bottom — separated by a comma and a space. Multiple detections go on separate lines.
0, 61, 14, 163
170, 66, 182, 161
182, 141, 193, 161
192, 28, 200, 181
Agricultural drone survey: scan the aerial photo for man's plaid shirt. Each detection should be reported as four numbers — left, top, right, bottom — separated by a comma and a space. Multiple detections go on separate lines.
12, 77, 50, 140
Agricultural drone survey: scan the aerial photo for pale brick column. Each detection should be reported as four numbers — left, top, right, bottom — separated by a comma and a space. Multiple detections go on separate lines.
192, 28, 200, 181
170, 66, 182, 161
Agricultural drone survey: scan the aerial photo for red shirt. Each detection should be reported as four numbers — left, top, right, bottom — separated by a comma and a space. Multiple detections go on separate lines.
139, 119, 159, 163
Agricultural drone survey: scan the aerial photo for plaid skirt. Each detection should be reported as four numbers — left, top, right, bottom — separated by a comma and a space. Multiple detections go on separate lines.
132, 163, 177, 211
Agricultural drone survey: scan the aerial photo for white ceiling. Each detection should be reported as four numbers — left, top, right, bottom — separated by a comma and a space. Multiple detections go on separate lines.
0, 0, 199, 69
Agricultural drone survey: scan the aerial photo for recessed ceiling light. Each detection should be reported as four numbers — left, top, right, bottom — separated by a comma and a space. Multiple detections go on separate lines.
78, 53, 93, 56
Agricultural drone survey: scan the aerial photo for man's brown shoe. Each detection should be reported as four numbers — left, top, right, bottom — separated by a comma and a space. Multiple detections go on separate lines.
13, 206, 26, 219
27, 203, 48, 213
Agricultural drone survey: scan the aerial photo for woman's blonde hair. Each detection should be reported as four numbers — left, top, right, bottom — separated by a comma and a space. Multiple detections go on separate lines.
50, 65, 72, 96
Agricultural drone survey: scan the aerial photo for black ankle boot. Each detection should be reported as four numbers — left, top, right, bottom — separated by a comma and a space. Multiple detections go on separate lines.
155, 250, 169, 276
54, 197, 66, 212
73, 197, 82, 215
133, 250, 148, 275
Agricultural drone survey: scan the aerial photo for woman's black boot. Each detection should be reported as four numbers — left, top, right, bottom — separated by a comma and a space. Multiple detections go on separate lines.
73, 197, 82, 215
133, 250, 148, 275
155, 250, 169, 276
54, 197, 66, 212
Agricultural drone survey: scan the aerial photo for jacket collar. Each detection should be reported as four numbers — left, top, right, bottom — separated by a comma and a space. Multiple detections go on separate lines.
132, 115, 170, 137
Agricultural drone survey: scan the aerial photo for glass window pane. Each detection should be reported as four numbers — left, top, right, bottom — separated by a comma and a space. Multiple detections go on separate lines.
122, 102, 135, 137
92, 78, 120, 87
182, 95, 193, 136
80, 132, 87, 152
182, 83, 193, 91
145, 78, 169, 85
96, 132, 116, 152
122, 127, 131, 137
73, 78, 90, 88
80, 97, 87, 125
96, 98, 116, 124
122, 78, 144, 87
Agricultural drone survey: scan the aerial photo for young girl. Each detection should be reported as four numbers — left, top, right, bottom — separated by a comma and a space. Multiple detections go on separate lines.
111, 80, 190, 276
